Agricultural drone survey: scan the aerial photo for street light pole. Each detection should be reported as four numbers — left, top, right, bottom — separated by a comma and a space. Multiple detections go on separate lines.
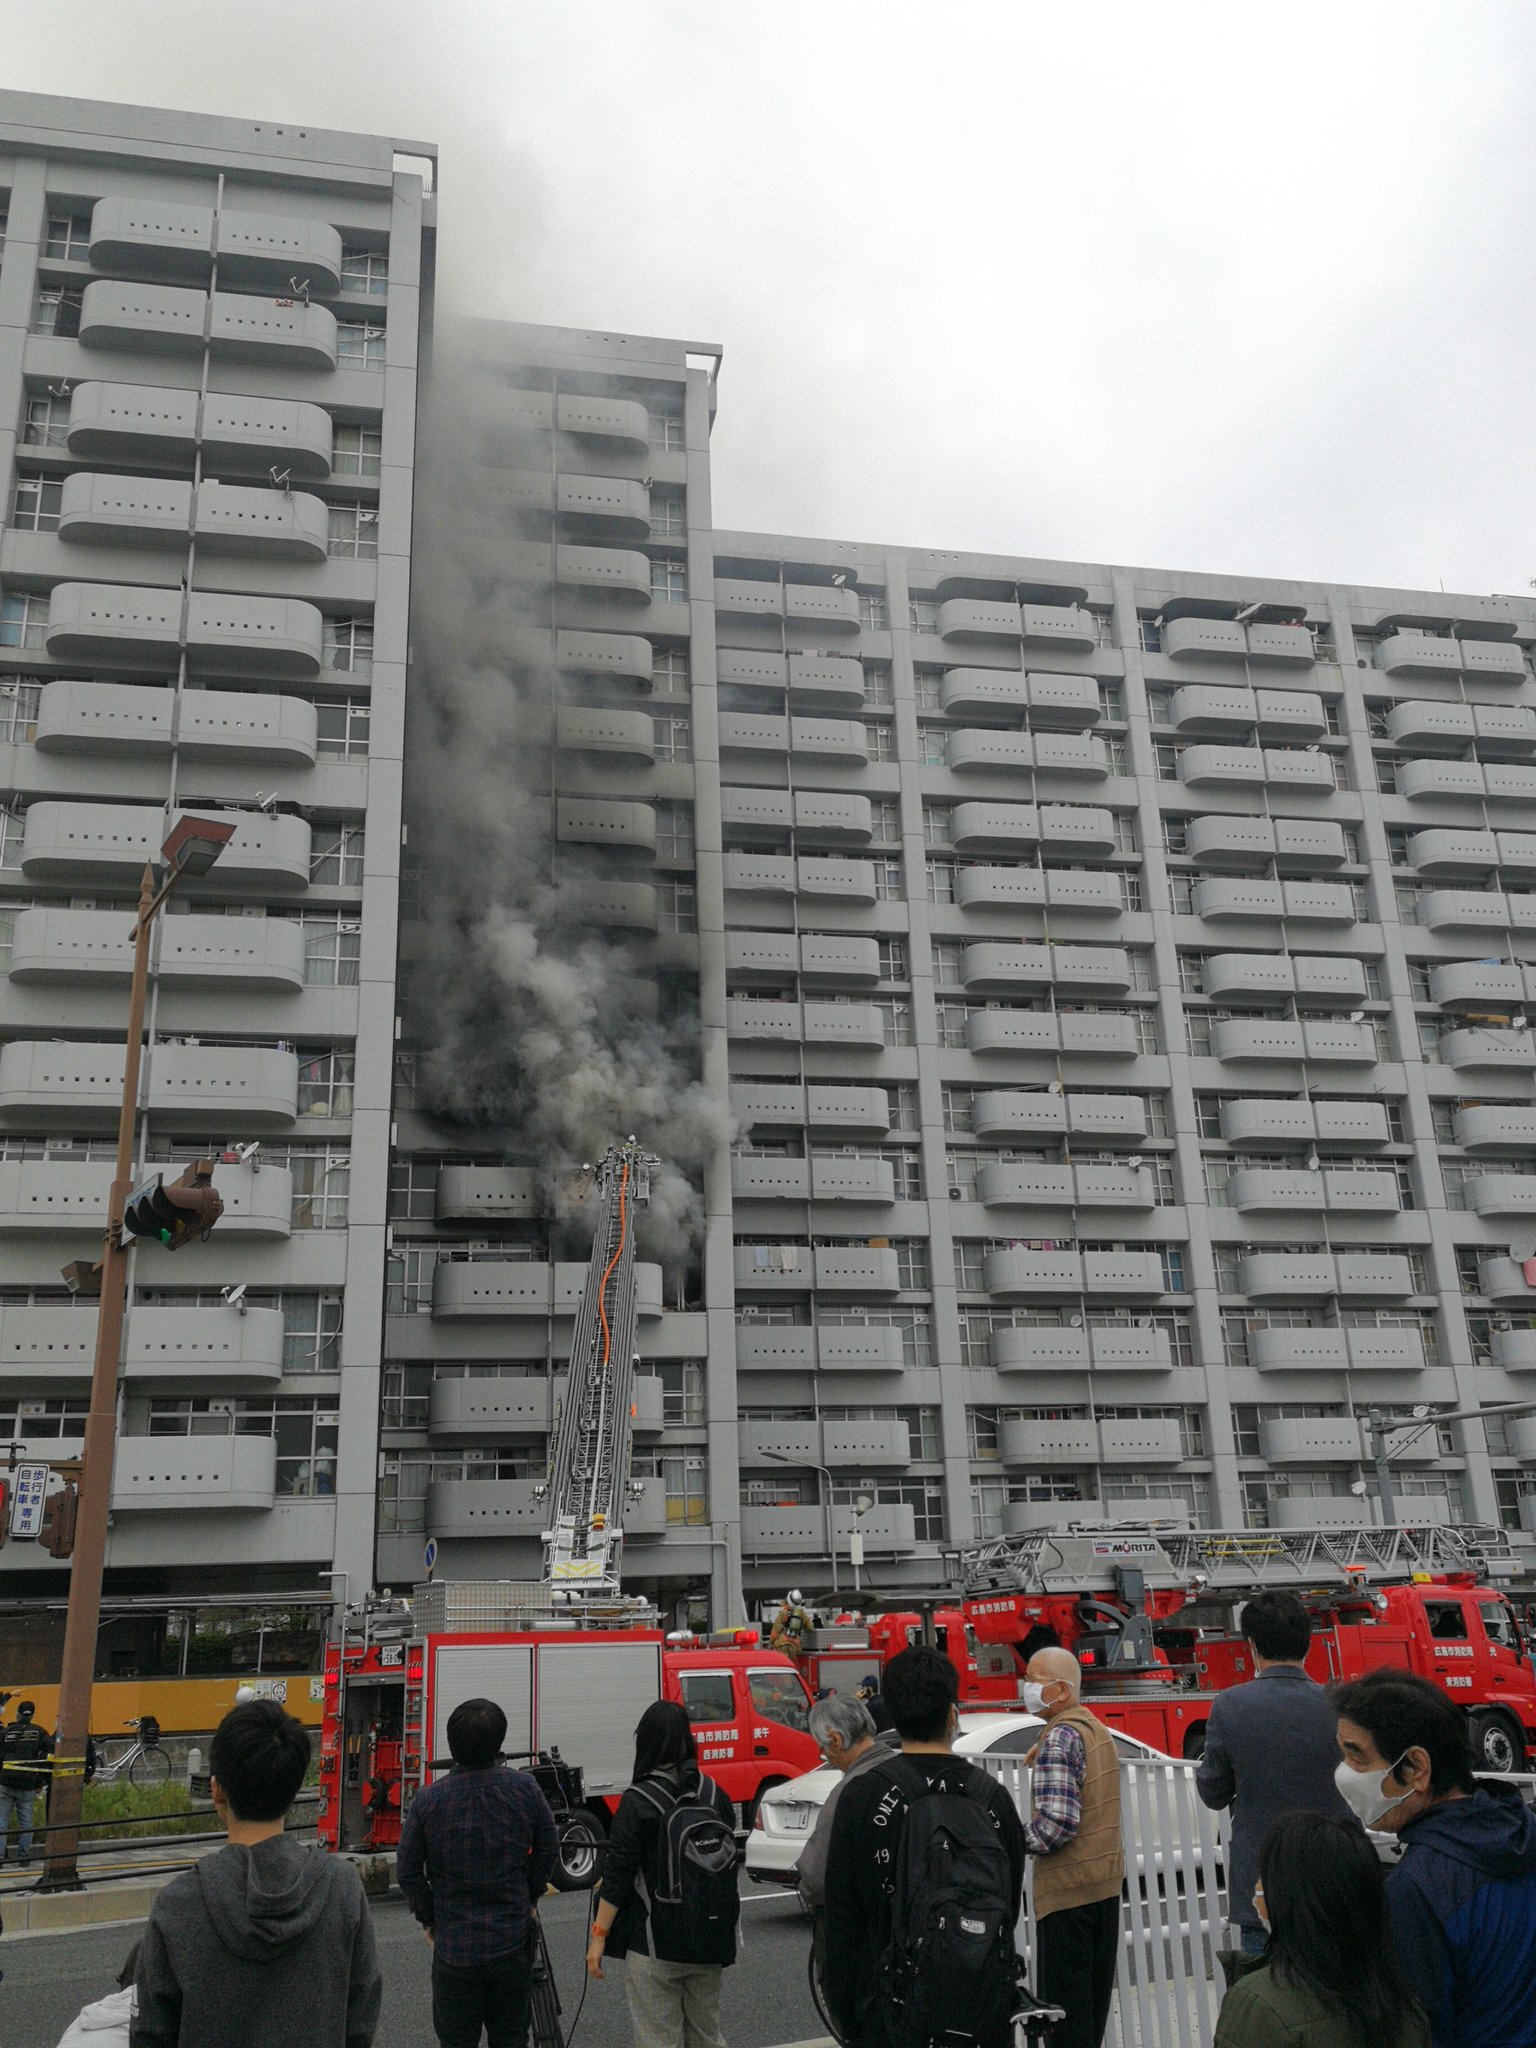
1365, 1407, 1398, 1528
762, 1449, 840, 1597
43, 819, 234, 1891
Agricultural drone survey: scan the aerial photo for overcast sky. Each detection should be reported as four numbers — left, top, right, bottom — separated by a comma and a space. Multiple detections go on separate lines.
8, 1, 1535, 597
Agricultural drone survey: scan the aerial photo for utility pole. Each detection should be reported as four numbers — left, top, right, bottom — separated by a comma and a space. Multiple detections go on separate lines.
1362, 1398, 1536, 1533
42, 821, 233, 1891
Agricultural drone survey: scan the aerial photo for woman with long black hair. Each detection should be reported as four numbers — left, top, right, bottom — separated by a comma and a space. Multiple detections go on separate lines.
585, 1700, 739, 2048
1215, 1810, 1429, 2047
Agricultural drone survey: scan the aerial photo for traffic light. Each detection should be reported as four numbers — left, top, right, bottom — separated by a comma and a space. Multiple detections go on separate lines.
122, 1159, 223, 1250
41, 1484, 77, 1559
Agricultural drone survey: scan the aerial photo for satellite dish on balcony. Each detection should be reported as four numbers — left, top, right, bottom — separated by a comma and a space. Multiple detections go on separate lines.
1069, 1314, 1084, 1328
1348, 1011, 1365, 1024
1510, 1235, 1536, 1263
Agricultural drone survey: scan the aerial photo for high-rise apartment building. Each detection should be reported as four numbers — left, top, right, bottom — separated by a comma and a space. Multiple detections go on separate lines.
4, 88, 1536, 1637
387, 317, 1536, 1626
0, 92, 432, 1610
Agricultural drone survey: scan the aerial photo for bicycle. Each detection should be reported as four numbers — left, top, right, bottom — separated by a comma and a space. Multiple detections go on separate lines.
90, 1715, 172, 1787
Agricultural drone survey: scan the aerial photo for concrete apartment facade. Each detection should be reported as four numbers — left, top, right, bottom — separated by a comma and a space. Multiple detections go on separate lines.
3, 87, 1535, 1631
0, 92, 432, 1600
385, 314, 1536, 1626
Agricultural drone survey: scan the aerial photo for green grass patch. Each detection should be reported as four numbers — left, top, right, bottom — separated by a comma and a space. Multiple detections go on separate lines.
77, 1780, 214, 1841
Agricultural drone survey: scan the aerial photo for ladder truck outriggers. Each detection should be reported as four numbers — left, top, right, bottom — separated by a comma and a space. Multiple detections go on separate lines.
318, 1143, 817, 1860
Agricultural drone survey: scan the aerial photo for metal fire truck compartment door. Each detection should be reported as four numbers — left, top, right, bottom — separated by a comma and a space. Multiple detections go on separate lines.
431, 1644, 534, 1777
535, 1640, 664, 1795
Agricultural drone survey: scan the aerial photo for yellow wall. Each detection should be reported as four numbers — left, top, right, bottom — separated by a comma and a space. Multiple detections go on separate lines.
3, 1674, 325, 1736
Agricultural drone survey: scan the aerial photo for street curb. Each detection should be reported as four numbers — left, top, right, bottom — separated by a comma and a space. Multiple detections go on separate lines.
1, 1849, 397, 1936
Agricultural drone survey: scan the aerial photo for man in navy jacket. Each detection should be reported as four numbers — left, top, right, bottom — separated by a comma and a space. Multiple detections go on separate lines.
1334, 1668, 1536, 2048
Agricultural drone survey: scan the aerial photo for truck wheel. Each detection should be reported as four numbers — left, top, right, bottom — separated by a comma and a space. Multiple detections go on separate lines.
555, 1811, 605, 1889
1182, 1725, 1207, 1762
1470, 1711, 1523, 1776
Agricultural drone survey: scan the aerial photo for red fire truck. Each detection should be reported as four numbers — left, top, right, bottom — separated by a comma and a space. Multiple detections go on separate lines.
795, 1523, 1536, 1773
317, 1594, 819, 1864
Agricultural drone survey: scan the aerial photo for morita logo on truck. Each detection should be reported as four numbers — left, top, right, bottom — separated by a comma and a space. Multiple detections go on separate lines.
1088, 1539, 1164, 1560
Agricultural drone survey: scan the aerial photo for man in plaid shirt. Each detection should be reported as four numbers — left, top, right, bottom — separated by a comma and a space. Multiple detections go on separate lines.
397, 1696, 559, 2048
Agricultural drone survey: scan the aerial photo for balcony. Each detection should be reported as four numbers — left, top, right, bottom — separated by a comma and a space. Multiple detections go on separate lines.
1420, 890, 1536, 933
1101, 1418, 1185, 1462
974, 1162, 1154, 1209
799, 934, 881, 983
1228, 1168, 1399, 1214
1375, 633, 1465, 678
1480, 1259, 1536, 1301
426, 1478, 546, 1540
1396, 761, 1486, 802
783, 584, 861, 632
718, 715, 789, 755
950, 802, 1040, 852
1439, 1028, 1536, 1071
1202, 953, 1366, 1003
1453, 1107, 1536, 1152
1168, 685, 1254, 733
9, 908, 306, 991
725, 932, 799, 977
971, 1091, 1063, 1140
555, 631, 654, 684
1001, 1418, 1095, 1463
58, 475, 330, 561
1020, 604, 1098, 652
990, 1324, 1173, 1373
810, 1158, 897, 1203
1239, 1253, 1411, 1300
78, 282, 341, 370
555, 705, 656, 760
790, 718, 869, 763
428, 1380, 551, 1441
727, 998, 802, 1041
0, 1042, 299, 1132
0, 1157, 290, 1237
803, 1004, 886, 1049
36, 681, 318, 765
723, 853, 793, 896
0, 1303, 285, 1390
715, 579, 784, 619
554, 545, 652, 602
794, 791, 873, 839
433, 1167, 539, 1223
1184, 816, 1280, 868
1190, 879, 1281, 921
815, 1246, 901, 1291
786, 656, 865, 709
112, 1435, 277, 1513
432, 1259, 664, 1318
1161, 618, 1247, 662
555, 799, 656, 852
1486, 765, 1536, 802
21, 803, 311, 891
1259, 1420, 1363, 1463
797, 858, 877, 904
44, 584, 324, 677
71, 382, 341, 474
1459, 639, 1528, 683
1493, 1329, 1536, 1371
984, 1248, 1164, 1297
1219, 1098, 1387, 1146
1408, 830, 1500, 879
1467, 1175, 1536, 1217
732, 1158, 809, 1201
720, 787, 792, 836
741, 1505, 916, 1552
556, 475, 650, 537
1255, 691, 1328, 739
716, 649, 789, 690
962, 942, 1131, 994
734, 1325, 905, 1373
558, 879, 660, 930
938, 599, 1021, 642
555, 394, 651, 451
88, 197, 345, 291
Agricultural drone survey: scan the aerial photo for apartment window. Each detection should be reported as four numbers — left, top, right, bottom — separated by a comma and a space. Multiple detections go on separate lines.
654, 801, 694, 860
0, 809, 23, 869
656, 877, 697, 933
332, 423, 382, 477
31, 286, 83, 338
944, 1089, 975, 1137
1119, 872, 1145, 911
1154, 743, 1181, 780
885, 1081, 919, 1130
279, 1293, 344, 1373
11, 473, 61, 533
651, 712, 691, 762
1099, 682, 1124, 721
652, 649, 690, 692
247, 1400, 343, 1497
909, 598, 938, 631
878, 938, 909, 982
868, 798, 901, 842
45, 211, 90, 260
340, 248, 389, 295
298, 914, 360, 986
864, 721, 895, 763
871, 857, 903, 901
1104, 736, 1130, 774
1163, 817, 1188, 855
309, 824, 366, 887
658, 1360, 706, 1427
21, 393, 69, 447
0, 1396, 86, 1440
863, 663, 894, 707
935, 1000, 969, 1048
918, 727, 948, 767
932, 938, 966, 987
323, 618, 374, 673
1138, 617, 1163, 653
650, 558, 687, 602
388, 1158, 440, 1221
859, 591, 889, 631
648, 403, 685, 452
336, 322, 386, 369
327, 505, 379, 558
877, 997, 915, 1048
923, 804, 954, 848
926, 858, 956, 904
649, 490, 686, 537
315, 699, 370, 757
0, 594, 46, 648
297, 1049, 355, 1118
381, 1363, 430, 1431
0, 681, 41, 743
273, 1145, 352, 1230
0, 201, 6, 254
913, 669, 943, 711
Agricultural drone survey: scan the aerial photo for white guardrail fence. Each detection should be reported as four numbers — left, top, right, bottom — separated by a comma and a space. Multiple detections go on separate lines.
976, 1757, 1536, 2048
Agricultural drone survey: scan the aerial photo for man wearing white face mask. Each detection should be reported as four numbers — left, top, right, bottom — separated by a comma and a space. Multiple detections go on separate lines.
1019, 1648, 1124, 2048
1334, 1668, 1536, 2048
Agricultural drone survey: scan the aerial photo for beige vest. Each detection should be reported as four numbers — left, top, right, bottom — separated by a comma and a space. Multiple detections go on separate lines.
1031, 1705, 1125, 1919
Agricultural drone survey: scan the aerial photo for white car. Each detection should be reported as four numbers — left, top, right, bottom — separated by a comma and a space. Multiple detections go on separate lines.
745, 1711, 1171, 1887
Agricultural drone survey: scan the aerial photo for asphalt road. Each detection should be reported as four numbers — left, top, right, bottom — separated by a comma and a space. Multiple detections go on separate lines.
2, 1879, 827, 2048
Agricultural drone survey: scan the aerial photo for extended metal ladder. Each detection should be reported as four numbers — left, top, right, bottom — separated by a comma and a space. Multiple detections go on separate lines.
541, 1140, 657, 1600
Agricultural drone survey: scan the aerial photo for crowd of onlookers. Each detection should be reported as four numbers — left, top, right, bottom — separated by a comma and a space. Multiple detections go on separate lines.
10, 1591, 1536, 2048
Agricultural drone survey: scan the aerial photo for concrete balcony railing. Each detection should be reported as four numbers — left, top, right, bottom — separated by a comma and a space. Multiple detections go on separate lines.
79, 281, 339, 369
1492, 1329, 1536, 1371
732, 1245, 902, 1294
1259, 1419, 1364, 1463
1377, 632, 1527, 683
1019, 604, 1099, 652
1248, 1327, 1425, 1372
741, 1505, 916, 1553
433, 1167, 540, 1223
740, 1419, 908, 1467
1439, 1028, 1536, 1071
431, 1260, 664, 1319
24, 803, 311, 890
983, 1248, 1164, 1297
88, 196, 344, 290
1227, 1167, 1400, 1214
0, 1042, 300, 1132
0, 1303, 286, 1390
1208, 1018, 1377, 1065
1201, 953, 1367, 1004
57, 475, 329, 561
0, 1158, 291, 1237
112, 1435, 278, 1512
66, 382, 334, 477
962, 942, 1132, 995
734, 1325, 906, 1374
973, 1162, 1155, 1209
715, 580, 785, 619
1239, 1253, 1413, 1300
1466, 1175, 1536, 1217
555, 631, 655, 686
786, 655, 866, 709
45, 584, 324, 677
732, 1158, 810, 1201
1178, 745, 1335, 792
426, 1478, 546, 1540
553, 545, 653, 603
990, 1324, 1173, 1373
35, 682, 318, 766
554, 799, 656, 853
553, 880, 658, 931
1219, 1097, 1388, 1147
783, 584, 861, 632
1419, 890, 1536, 933
1454, 1106, 1536, 1151
1429, 962, 1536, 1011
963, 1010, 1140, 1060
554, 394, 651, 451
940, 670, 1101, 727
9, 908, 307, 991
428, 1379, 551, 1441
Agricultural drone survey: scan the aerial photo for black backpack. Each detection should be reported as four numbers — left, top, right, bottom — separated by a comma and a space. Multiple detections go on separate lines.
632, 1765, 740, 1967
875, 1755, 1020, 2048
